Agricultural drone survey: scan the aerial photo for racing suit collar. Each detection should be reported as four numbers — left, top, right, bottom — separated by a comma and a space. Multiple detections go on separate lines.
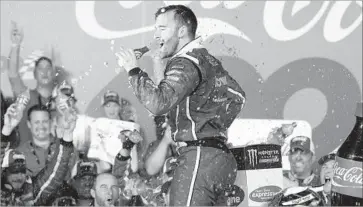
172, 37, 204, 58
288, 171, 316, 185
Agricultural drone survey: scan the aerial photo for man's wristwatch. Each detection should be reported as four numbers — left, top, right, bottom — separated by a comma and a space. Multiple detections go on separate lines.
123, 136, 136, 150
116, 153, 131, 161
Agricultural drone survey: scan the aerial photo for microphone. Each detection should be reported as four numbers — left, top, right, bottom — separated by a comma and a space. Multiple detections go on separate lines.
134, 46, 150, 59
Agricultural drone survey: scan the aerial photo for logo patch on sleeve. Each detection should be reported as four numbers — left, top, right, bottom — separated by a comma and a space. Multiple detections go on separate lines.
171, 64, 185, 69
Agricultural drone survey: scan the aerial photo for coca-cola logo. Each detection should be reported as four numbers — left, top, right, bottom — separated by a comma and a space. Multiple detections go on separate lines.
332, 157, 363, 198
333, 162, 363, 187
1, 0, 361, 164
75, 1, 362, 42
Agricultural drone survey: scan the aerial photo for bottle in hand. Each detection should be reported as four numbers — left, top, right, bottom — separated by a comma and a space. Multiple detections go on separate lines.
15, 89, 30, 112
268, 122, 297, 146
134, 46, 149, 59
331, 102, 363, 206
277, 122, 297, 139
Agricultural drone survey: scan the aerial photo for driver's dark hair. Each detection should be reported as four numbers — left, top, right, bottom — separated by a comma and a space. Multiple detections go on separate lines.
155, 5, 198, 38
27, 104, 51, 121
35, 56, 53, 68
34, 56, 53, 79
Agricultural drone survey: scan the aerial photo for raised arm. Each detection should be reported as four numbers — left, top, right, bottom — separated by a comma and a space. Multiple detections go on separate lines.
1, 103, 22, 165
32, 107, 77, 205
113, 130, 143, 179
32, 138, 74, 205
8, 21, 27, 96
128, 58, 200, 115
116, 48, 200, 116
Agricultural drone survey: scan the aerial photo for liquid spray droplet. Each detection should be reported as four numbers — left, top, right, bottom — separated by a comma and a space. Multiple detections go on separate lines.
115, 68, 122, 74
71, 78, 78, 85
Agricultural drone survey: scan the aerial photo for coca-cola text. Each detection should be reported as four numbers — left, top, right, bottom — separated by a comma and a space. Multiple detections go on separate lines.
333, 163, 363, 185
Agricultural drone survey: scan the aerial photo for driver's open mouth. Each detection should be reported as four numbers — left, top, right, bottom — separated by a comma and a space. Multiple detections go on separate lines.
105, 197, 113, 204
325, 177, 331, 183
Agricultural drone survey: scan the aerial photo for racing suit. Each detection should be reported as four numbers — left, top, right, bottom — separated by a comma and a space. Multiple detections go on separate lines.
128, 38, 246, 206
1, 131, 74, 206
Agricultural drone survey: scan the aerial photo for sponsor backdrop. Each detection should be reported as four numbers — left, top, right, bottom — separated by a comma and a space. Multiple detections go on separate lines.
228, 119, 310, 206
228, 119, 312, 170
1, 1, 362, 161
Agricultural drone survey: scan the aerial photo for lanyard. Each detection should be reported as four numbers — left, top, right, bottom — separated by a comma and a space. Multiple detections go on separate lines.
29, 142, 54, 165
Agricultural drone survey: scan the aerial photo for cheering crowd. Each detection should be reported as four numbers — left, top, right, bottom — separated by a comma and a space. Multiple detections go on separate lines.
1, 4, 345, 207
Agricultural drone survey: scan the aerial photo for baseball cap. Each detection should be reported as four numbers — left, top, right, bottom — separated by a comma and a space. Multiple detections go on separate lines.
101, 90, 120, 106
50, 182, 78, 206
318, 153, 336, 165
1, 149, 27, 174
290, 136, 315, 154
318, 144, 340, 165
71, 160, 98, 179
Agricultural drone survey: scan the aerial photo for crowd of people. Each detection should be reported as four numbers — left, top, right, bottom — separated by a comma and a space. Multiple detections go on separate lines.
1, 4, 341, 207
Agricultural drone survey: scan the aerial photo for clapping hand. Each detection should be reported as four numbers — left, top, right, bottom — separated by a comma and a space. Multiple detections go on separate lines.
10, 21, 23, 45
2, 103, 23, 135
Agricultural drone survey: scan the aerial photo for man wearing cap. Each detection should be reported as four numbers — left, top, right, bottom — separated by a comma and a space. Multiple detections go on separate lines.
46, 160, 98, 206
1, 102, 76, 206
317, 150, 336, 206
102, 90, 137, 122
101, 90, 145, 173
283, 136, 320, 188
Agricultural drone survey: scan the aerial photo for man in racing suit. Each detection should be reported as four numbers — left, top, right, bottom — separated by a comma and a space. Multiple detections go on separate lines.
116, 5, 246, 206
1, 103, 75, 206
